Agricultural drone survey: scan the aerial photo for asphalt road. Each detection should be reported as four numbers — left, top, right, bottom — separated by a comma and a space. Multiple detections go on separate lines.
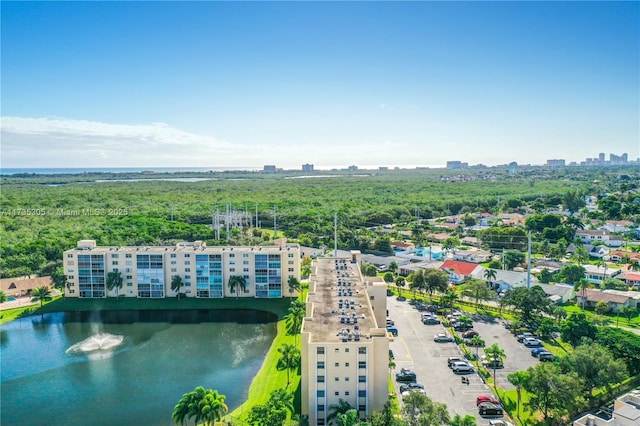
387, 296, 504, 424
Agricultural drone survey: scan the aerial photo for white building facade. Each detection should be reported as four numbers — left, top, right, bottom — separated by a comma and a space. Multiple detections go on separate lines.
301, 253, 389, 425
63, 240, 300, 299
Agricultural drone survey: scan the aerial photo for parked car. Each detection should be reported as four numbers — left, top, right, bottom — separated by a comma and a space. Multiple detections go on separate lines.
452, 322, 473, 332
395, 368, 417, 382
478, 402, 503, 415
399, 383, 425, 393
451, 361, 475, 373
516, 332, 534, 342
401, 388, 427, 397
530, 347, 546, 357
522, 337, 542, 347
434, 333, 454, 343
422, 316, 441, 325
539, 352, 555, 362
462, 330, 479, 338
476, 395, 500, 406
489, 421, 514, 426
482, 358, 504, 369
386, 318, 395, 326
387, 326, 399, 336
447, 356, 467, 367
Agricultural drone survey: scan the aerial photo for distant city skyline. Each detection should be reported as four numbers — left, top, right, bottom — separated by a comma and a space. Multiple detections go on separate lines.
1, 1, 638, 168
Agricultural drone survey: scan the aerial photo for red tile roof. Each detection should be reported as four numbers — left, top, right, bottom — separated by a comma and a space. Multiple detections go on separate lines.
440, 260, 479, 276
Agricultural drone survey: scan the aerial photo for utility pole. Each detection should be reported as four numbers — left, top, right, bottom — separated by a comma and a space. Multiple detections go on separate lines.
527, 230, 532, 288
334, 213, 338, 257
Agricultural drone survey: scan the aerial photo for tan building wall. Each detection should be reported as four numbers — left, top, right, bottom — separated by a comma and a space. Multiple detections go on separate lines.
301, 255, 388, 425
63, 240, 300, 299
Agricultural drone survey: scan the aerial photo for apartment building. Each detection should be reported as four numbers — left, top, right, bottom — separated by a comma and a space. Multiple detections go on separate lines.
301, 253, 389, 425
573, 389, 640, 426
63, 240, 300, 299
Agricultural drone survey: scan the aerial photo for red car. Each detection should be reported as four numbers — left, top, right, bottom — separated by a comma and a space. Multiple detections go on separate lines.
476, 395, 499, 406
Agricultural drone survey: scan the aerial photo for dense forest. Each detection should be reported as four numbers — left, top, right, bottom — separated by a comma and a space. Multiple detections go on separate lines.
1, 166, 638, 279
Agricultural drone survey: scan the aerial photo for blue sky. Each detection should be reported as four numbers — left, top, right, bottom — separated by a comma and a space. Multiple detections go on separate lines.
1, 1, 638, 169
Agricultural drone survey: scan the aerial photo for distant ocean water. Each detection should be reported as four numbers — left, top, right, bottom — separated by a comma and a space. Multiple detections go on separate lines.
0, 167, 259, 175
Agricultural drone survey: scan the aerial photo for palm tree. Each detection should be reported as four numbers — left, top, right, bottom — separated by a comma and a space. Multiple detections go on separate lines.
449, 414, 477, 426
483, 268, 497, 288
172, 386, 228, 426
0, 290, 7, 304
277, 343, 300, 386
285, 300, 306, 341
507, 371, 530, 421
469, 335, 485, 360
484, 343, 506, 385
287, 276, 301, 300
337, 409, 360, 426
227, 275, 246, 299
106, 271, 123, 298
327, 399, 354, 425
388, 261, 398, 274
574, 278, 592, 310
574, 246, 589, 265
441, 289, 459, 312
171, 275, 183, 300
395, 276, 406, 296
630, 261, 640, 272
268, 388, 295, 416
30, 286, 52, 308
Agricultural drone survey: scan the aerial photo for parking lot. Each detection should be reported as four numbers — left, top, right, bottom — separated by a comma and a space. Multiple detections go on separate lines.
387, 296, 505, 424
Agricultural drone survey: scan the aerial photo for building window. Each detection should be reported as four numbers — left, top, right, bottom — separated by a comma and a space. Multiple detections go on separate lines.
229, 254, 235, 258
358, 361, 366, 368
345, 377, 349, 381
345, 362, 350, 367
126, 275, 132, 279
185, 275, 191, 279
185, 254, 190, 258
358, 390, 366, 397
317, 390, 325, 397
334, 391, 339, 396
230, 268, 235, 272
345, 348, 349, 353
358, 347, 366, 354
243, 254, 249, 258
171, 254, 176, 258
243, 260, 249, 265
369, 295, 375, 300
171, 268, 177, 272
112, 261, 118, 265
185, 268, 190, 272
67, 254, 73, 258
69, 289, 75, 294
358, 405, 366, 411
335, 348, 339, 353
334, 377, 339, 382
288, 253, 294, 258
171, 261, 176, 265
184, 260, 191, 265
318, 376, 325, 383
317, 405, 325, 412
317, 362, 325, 369
125, 254, 131, 258
358, 376, 366, 383
317, 347, 325, 354
345, 391, 350, 396
111, 254, 119, 259
334, 363, 339, 367
288, 268, 294, 272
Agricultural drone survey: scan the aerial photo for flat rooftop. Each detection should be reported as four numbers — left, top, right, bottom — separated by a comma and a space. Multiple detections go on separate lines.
305, 256, 378, 343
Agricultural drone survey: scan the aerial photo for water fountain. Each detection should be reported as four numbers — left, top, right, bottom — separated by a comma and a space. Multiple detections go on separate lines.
65, 333, 124, 354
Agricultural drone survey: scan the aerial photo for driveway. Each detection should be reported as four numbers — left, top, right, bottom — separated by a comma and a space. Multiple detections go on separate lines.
387, 296, 505, 423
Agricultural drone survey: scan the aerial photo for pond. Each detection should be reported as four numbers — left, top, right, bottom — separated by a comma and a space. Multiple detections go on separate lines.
0, 309, 277, 426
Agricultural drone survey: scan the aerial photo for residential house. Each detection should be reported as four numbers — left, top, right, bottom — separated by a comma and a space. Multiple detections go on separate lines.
606, 250, 640, 264
0, 276, 53, 297
537, 283, 575, 304
573, 389, 640, 426
575, 289, 636, 313
398, 260, 443, 277
531, 260, 565, 274
440, 260, 482, 284
583, 264, 623, 284
470, 268, 538, 291
618, 271, 640, 289
300, 246, 325, 259
575, 229, 624, 247
461, 236, 480, 247
360, 254, 410, 271
452, 249, 492, 263
496, 213, 526, 226
391, 241, 415, 252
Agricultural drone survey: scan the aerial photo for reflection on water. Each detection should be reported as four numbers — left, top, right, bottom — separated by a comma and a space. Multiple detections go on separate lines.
1, 309, 277, 426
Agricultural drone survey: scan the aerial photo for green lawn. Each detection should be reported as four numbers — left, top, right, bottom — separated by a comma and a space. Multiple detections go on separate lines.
501, 389, 540, 426
227, 319, 301, 422
564, 304, 640, 327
